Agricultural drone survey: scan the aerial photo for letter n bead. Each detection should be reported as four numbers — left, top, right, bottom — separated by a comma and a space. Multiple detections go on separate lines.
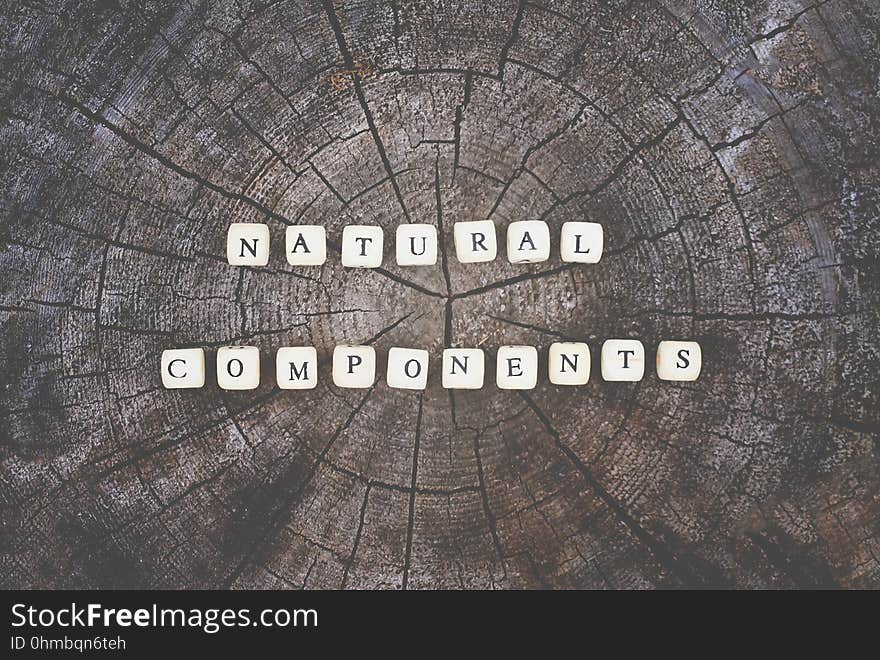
442, 348, 485, 389
227, 223, 270, 266
656, 341, 702, 381
548, 342, 590, 385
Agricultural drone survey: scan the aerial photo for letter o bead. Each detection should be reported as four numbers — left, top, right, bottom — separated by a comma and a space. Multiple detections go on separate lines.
161, 348, 206, 389
386, 347, 429, 390
217, 346, 261, 390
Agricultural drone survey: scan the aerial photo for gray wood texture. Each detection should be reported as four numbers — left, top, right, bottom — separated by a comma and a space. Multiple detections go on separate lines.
1, 0, 878, 589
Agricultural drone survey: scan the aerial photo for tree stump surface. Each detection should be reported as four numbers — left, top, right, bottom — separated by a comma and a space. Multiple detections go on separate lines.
1, 0, 878, 589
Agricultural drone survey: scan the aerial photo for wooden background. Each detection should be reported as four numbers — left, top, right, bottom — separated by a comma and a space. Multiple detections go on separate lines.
1, 0, 878, 589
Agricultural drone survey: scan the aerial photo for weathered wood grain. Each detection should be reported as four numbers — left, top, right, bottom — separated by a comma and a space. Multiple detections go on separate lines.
1, 0, 878, 589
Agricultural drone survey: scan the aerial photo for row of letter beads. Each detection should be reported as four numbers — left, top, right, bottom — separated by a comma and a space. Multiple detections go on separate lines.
161, 341, 701, 390
227, 221, 603, 267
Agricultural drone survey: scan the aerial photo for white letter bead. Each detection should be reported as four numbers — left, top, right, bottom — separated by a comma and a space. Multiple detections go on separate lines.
286, 225, 326, 266
227, 223, 270, 266
656, 341, 702, 381
161, 348, 205, 389
332, 345, 376, 388
442, 348, 485, 389
341, 225, 383, 268
454, 220, 497, 263
560, 221, 603, 263
395, 224, 438, 266
548, 342, 590, 385
276, 346, 318, 389
601, 339, 644, 381
386, 347, 429, 390
507, 220, 550, 263
217, 346, 261, 390
496, 345, 539, 389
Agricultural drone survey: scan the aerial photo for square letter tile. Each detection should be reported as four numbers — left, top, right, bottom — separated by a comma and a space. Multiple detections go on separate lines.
286, 226, 326, 266
656, 340, 702, 381
507, 220, 550, 263
496, 345, 539, 389
601, 339, 644, 381
217, 346, 261, 390
560, 221, 603, 263
386, 347, 429, 390
227, 223, 270, 266
442, 348, 485, 389
276, 346, 318, 389
332, 345, 376, 388
548, 342, 590, 385
396, 224, 438, 266
454, 220, 497, 263
342, 225, 383, 268
161, 348, 205, 389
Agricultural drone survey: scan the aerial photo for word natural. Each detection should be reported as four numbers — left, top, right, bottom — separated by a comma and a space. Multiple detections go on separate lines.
161, 341, 702, 391
226, 220, 603, 267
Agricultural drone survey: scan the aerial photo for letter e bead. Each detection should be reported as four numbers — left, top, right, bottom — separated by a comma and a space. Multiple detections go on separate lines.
496, 345, 538, 389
